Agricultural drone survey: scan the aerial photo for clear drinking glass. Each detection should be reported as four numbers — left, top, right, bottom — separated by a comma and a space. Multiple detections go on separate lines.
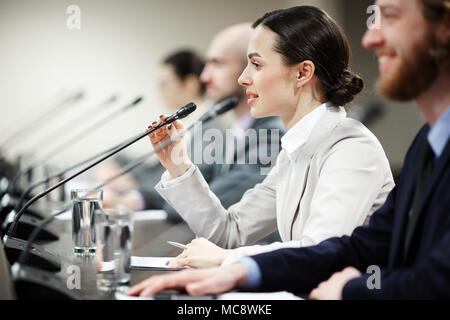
95, 208, 133, 292
44, 165, 66, 212
71, 189, 103, 256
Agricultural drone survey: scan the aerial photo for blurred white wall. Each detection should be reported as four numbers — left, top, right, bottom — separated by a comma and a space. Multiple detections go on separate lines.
0, 0, 342, 168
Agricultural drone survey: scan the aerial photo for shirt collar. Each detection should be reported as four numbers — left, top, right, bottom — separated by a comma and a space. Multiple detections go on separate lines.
427, 106, 450, 158
233, 111, 254, 132
281, 102, 330, 159
232, 111, 255, 140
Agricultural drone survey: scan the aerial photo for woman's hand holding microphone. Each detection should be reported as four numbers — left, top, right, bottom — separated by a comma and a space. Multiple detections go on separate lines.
147, 115, 193, 179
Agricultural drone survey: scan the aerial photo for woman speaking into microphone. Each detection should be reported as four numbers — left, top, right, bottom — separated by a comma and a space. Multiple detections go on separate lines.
144, 6, 394, 269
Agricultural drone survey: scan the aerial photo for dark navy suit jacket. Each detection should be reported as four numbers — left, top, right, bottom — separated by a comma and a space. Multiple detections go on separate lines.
251, 125, 450, 299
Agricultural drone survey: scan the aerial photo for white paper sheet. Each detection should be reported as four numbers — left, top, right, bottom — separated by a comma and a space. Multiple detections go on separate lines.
218, 291, 303, 300
54, 209, 168, 221
100, 260, 116, 272
133, 210, 168, 221
115, 291, 303, 300
54, 209, 72, 220
115, 292, 154, 300
130, 256, 185, 271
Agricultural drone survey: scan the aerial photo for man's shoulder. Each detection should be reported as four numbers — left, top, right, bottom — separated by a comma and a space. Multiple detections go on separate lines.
201, 117, 225, 131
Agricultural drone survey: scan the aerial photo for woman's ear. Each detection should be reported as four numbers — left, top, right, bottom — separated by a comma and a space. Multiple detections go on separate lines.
296, 60, 315, 88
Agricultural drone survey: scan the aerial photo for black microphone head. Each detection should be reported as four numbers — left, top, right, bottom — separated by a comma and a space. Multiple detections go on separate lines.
63, 90, 84, 105
131, 96, 143, 106
124, 96, 144, 110
72, 91, 85, 102
107, 94, 119, 105
178, 102, 197, 119
197, 97, 238, 123
167, 102, 197, 123
215, 96, 239, 116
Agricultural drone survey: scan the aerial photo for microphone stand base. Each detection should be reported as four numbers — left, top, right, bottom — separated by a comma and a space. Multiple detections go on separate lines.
4, 236, 61, 271
2, 213, 59, 241
12, 263, 81, 300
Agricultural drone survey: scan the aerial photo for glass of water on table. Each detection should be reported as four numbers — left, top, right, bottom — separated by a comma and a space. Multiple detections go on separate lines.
71, 189, 103, 256
95, 208, 134, 292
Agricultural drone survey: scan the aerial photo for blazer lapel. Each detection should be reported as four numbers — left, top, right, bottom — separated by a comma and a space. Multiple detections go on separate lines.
389, 129, 450, 267
280, 107, 346, 239
388, 152, 420, 267
401, 138, 450, 263
417, 139, 450, 214
279, 149, 312, 240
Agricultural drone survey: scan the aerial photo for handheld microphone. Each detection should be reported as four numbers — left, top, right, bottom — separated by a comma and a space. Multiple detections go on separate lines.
2, 102, 197, 271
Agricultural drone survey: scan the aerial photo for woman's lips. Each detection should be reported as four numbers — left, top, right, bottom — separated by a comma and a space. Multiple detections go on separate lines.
247, 92, 259, 106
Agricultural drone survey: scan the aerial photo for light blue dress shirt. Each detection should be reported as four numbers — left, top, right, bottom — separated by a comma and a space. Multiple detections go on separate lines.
428, 106, 450, 159
239, 257, 263, 290
240, 106, 450, 290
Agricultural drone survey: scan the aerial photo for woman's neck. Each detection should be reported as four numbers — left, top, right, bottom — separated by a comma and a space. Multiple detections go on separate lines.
282, 95, 325, 130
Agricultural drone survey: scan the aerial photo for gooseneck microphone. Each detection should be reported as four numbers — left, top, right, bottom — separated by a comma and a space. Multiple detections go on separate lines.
0, 94, 118, 214
31, 96, 143, 168
2, 102, 196, 272
12, 97, 196, 211
96, 96, 240, 189
18, 96, 239, 267
11, 98, 237, 299
13, 132, 140, 212
198, 96, 239, 122
7, 96, 143, 198
10, 97, 140, 209
5, 102, 197, 239
0, 90, 85, 151
30, 94, 119, 153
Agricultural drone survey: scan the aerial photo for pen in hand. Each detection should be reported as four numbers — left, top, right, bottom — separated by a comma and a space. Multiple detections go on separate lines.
167, 241, 188, 250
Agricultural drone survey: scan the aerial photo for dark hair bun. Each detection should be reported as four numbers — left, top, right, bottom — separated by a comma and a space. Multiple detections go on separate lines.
326, 70, 364, 106
254, 7, 365, 106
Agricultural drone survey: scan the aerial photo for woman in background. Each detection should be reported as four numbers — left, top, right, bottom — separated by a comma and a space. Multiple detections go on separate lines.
95, 49, 210, 213
157, 50, 208, 121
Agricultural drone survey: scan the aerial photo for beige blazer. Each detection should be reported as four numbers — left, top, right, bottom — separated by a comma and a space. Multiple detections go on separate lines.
156, 107, 394, 251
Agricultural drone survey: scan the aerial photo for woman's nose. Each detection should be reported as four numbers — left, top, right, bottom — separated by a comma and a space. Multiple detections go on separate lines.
238, 66, 252, 87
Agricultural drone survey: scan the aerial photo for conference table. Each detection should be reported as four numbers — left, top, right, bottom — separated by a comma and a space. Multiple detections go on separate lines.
38, 211, 196, 300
